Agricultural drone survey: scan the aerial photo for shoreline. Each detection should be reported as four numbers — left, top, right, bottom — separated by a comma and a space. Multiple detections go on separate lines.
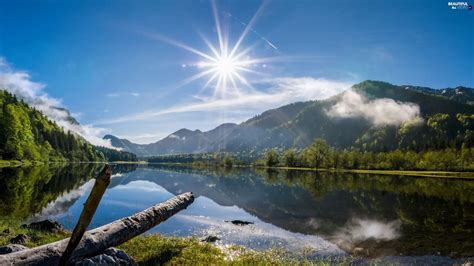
0, 221, 472, 265
0, 219, 343, 264
269, 166, 474, 179
1, 160, 473, 179
145, 162, 474, 179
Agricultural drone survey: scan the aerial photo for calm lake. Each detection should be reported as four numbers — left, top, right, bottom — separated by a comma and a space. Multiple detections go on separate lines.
1, 163, 473, 260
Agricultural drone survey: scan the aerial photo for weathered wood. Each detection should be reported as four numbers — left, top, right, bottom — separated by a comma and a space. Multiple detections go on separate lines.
59, 165, 111, 265
0, 192, 194, 265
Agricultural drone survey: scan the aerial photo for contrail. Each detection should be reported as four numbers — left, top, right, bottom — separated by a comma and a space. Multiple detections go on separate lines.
224, 11, 278, 51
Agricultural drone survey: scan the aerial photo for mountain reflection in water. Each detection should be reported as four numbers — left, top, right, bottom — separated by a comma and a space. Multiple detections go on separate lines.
1, 163, 473, 259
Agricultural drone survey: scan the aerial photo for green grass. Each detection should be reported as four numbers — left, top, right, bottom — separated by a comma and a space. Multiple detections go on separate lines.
0, 219, 68, 247
335, 169, 474, 179
119, 234, 343, 265
119, 235, 225, 265
0, 220, 341, 265
263, 166, 474, 179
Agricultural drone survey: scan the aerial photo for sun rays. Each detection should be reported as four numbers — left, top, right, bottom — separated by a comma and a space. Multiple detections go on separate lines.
145, 0, 277, 100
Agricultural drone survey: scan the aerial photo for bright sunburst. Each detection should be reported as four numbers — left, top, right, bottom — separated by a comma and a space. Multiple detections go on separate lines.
195, 42, 255, 98
146, 0, 277, 99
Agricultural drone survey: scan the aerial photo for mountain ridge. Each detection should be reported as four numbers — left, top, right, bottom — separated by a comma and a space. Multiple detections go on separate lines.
104, 122, 239, 156
104, 80, 474, 156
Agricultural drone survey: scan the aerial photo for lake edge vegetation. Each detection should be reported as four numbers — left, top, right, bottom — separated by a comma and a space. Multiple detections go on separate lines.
146, 138, 474, 174
0, 219, 343, 265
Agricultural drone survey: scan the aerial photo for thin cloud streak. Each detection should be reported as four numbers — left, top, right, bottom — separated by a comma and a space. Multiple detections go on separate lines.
106, 92, 141, 98
98, 77, 352, 125
225, 7, 278, 51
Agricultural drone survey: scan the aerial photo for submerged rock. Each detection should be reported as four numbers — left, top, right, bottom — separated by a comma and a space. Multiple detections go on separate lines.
202, 235, 220, 243
75, 248, 136, 266
225, 220, 254, 226
0, 244, 29, 255
21, 219, 64, 233
9, 234, 29, 245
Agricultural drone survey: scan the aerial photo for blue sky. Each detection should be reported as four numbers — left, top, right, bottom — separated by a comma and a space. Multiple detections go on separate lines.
0, 0, 473, 144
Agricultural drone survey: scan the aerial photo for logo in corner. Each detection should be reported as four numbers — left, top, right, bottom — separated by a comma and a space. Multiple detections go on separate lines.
448, 1, 471, 10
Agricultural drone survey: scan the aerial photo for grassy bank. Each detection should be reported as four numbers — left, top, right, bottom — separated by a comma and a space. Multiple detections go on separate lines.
268, 166, 474, 179
152, 162, 474, 179
0, 220, 336, 265
2, 160, 473, 179
337, 169, 474, 178
0, 219, 68, 247
118, 234, 335, 265
0, 160, 145, 169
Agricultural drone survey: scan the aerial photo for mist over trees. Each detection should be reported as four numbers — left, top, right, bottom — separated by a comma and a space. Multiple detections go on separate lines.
258, 111, 474, 171
0, 90, 137, 162
2, 79, 473, 170
147, 110, 474, 171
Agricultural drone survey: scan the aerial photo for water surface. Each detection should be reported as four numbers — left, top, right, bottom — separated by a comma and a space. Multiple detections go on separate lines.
1, 163, 473, 259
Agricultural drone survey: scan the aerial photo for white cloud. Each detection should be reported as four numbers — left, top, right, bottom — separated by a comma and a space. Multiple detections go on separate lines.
106, 93, 120, 98
167, 134, 182, 140
0, 57, 115, 148
106, 92, 140, 98
327, 90, 421, 126
261, 77, 351, 101
100, 77, 352, 125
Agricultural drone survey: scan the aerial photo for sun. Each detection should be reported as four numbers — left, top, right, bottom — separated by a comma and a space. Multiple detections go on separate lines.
215, 55, 237, 76
197, 52, 245, 82
146, 1, 277, 99
194, 44, 254, 98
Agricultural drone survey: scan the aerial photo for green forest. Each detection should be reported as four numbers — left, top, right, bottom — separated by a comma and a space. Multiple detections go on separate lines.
2, 85, 474, 171
255, 108, 474, 171
148, 108, 474, 171
259, 139, 474, 171
148, 138, 474, 172
0, 90, 136, 163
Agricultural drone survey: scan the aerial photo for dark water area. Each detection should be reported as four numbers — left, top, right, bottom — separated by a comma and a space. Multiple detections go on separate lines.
0, 163, 473, 260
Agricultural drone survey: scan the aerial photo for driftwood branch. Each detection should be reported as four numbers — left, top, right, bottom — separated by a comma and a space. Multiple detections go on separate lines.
0, 192, 194, 265
60, 164, 111, 265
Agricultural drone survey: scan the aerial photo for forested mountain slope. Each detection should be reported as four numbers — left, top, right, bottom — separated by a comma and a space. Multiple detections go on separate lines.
0, 90, 136, 162
106, 81, 474, 156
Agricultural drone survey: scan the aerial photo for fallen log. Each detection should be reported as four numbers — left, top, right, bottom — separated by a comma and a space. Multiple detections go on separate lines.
0, 192, 194, 265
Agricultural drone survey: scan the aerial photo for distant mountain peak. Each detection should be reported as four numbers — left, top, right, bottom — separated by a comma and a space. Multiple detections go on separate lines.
103, 134, 117, 140
216, 122, 238, 128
